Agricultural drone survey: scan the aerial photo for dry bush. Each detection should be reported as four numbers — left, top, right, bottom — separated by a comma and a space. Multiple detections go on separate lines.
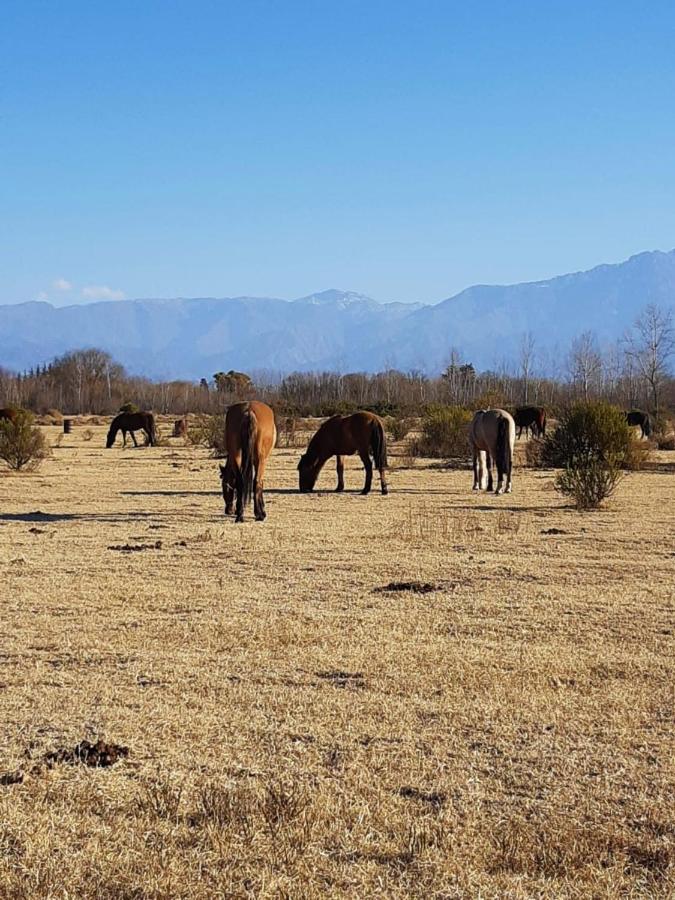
47, 408, 63, 424
81, 428, 94, 442
0, 410, 51, 471
523, 436, 545, 467
278, 416, 305, 448
410, 406, 471, 462
386, 417, 414, 443
188, 414, 226, 457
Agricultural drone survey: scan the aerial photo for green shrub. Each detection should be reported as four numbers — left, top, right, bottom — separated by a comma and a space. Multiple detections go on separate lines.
412, 406, 471, 459
119, 402, 140, 414
555, 459, 624, 510
0, 410, 51, 471
541, 402, 646, 471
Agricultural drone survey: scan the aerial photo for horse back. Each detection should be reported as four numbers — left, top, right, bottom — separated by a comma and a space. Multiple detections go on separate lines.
225, 401, 276, 461
318, 411, 383, 456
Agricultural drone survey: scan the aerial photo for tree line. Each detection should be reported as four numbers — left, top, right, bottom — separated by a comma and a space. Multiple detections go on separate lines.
1, 305, 673, 420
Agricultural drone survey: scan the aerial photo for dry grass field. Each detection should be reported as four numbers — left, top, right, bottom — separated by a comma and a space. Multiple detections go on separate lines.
0, 422, 673, 898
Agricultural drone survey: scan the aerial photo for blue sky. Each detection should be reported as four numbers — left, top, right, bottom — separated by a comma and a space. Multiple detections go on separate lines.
3, 0, 675, 306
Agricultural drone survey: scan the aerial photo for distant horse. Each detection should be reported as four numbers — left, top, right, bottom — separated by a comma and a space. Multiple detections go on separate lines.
0, 407, 21, 424
625, 409, 652, 438
298, 411, 388, 495
173, 417, 187, 437
219, 401, 276, 522
106, 412, 157, 448
470, 409, 515, 494
514, 405, 546, 438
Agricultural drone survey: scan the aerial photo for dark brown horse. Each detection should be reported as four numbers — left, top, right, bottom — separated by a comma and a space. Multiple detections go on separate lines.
625, 410, 652, 438
514, 405, 546, 438
106, 412, 157, 447
0, 407, 21, 424
219, 401, 276, 522
298, 411, 388, 495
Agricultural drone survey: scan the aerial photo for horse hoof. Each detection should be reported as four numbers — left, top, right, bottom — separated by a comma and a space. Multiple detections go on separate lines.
235, 516, 244, 523
381, 487, 388, 495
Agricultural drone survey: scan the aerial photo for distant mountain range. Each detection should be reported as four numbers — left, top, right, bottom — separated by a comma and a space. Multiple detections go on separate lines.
2, 250, 674, 379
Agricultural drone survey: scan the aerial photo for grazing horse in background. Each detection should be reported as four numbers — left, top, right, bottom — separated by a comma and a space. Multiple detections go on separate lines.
298, 411, 388, 495
625, 410, 652, 438
514, 405, 546, 438
173, 417, 188, 437
106, 412, 157, 448
470, 409, 515, 495
219, 401, 276, 522
0, 407, 21, 424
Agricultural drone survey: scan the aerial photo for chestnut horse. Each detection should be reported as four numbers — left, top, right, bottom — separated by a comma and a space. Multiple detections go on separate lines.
514, 405, 546, 438
298, 411, 388, 495
106, 412, 157, 448
470, 409, 515, 494
0, 407, 21, 424
219, 401, 276, 522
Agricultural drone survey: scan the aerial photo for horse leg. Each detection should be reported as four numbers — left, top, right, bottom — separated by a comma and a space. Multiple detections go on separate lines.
121, 430, 126, 448
131, 430, 138, 448
379, 464, 388, 495
234, 464, 245, 523
359, 451, 373, 495
254, 458, 268, 521
472, 450, 480, 490
223, 462, 235, 515
495, 452, 505, 494
486, 452, 494, 492
335, 455, 345, 492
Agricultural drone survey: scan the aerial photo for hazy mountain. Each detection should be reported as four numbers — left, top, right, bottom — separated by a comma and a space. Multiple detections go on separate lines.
1, 251, 674, 378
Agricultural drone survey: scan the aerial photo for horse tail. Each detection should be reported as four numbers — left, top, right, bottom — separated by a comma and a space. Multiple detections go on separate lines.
496, 414, 512, 474
239, 408, 257, 508
371, 417, 388, 471
540, 409, 547, 436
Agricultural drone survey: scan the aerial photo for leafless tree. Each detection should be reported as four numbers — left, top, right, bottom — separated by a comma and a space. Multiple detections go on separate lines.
623, 304, 675, 417
519, 332, 536, 404
568, 331, 602, 400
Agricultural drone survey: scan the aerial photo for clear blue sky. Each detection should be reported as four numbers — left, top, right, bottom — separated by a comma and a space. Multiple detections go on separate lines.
3, 0, 675, 306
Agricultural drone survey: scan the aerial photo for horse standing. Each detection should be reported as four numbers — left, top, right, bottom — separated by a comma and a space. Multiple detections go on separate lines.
219, 401, 276, 522
470, 409, 515, 494
106, 412, 157, 448
0, 408, 21, 424
625, 410, 652, 438
298, 411, 388, 495
514, 405, 546, 438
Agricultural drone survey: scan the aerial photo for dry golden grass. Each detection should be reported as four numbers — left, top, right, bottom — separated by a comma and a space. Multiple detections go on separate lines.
0, 424, 673, 898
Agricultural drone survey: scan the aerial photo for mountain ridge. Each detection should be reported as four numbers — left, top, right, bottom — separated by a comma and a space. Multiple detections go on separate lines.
1, 250, 674, 378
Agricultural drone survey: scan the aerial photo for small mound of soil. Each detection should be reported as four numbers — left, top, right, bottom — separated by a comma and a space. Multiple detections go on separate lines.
317, 670, 366, 689
541, 527, 567, 535
107, 541, 162, 552
375, 581, 439, 594
0, 771, 23, 786
398, 785, 446, 808
43, 740, 129, 769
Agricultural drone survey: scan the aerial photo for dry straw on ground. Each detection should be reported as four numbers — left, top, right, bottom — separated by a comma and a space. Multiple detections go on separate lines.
0, 425, 672, 898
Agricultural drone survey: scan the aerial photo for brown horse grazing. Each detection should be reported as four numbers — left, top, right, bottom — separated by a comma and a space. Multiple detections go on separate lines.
0, 407, 21, 424
298, 411, 388, 495
173, 417, 188, 437
106, 412, 157, 448
514, 405, 546, 438
219, 401, 276, 522
470, 409, 515, 494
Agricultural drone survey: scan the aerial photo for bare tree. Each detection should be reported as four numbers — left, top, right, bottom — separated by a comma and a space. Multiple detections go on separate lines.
519, 332, 536, 404
623, 304, 675, 417
568, 331, 602, 400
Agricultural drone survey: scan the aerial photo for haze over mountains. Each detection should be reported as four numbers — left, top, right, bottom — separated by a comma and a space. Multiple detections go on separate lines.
2, 250, 674, 380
